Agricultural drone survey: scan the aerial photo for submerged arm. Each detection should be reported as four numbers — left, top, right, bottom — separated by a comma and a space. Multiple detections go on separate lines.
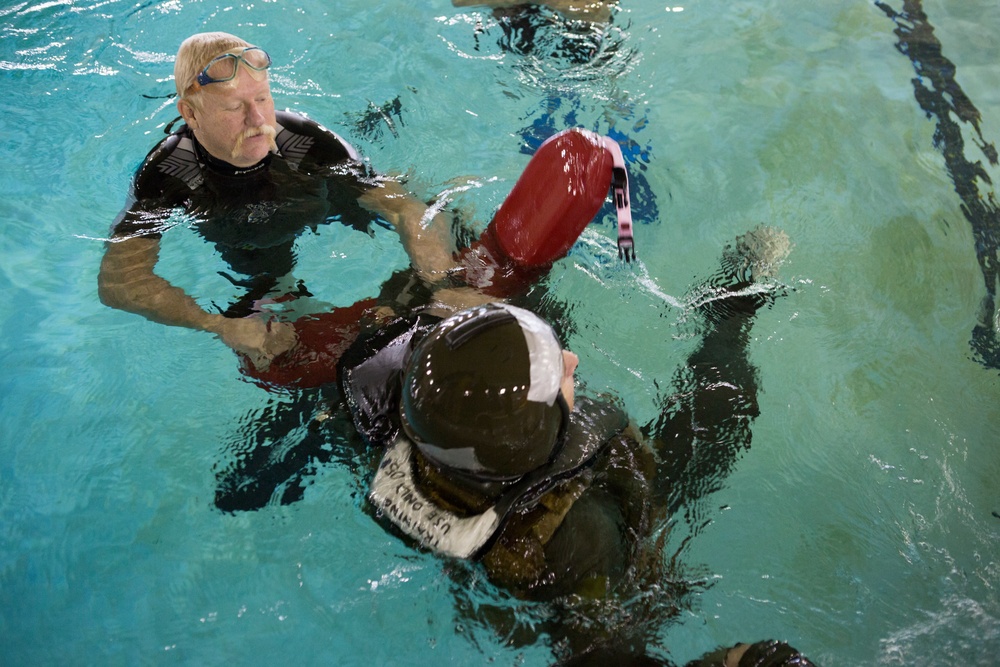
97, 236, 295, 369
643, 300, 763, 519
358, 179, 458, 285
644, 227, 792, 519
99, 236, 216, 330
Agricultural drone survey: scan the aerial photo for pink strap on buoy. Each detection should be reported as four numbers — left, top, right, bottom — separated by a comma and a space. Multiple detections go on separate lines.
599, 136, 635, 262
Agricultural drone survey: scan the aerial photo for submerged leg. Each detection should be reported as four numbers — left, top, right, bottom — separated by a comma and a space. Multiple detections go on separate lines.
644, 226, 792, 521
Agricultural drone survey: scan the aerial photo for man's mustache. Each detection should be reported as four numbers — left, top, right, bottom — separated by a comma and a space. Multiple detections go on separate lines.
232, 124, 278, 159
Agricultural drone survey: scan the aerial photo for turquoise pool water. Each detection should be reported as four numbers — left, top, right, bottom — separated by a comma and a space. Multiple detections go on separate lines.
2, 0, 999, 664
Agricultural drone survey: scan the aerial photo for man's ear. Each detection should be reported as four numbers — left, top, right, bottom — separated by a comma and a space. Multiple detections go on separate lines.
177, 98, 199, 130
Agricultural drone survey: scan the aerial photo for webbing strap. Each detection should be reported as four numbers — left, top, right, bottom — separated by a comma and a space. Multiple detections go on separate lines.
600, 136, 636, 262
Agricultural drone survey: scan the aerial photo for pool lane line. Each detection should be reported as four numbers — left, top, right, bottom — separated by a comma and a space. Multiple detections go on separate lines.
876, 0, 1000, 372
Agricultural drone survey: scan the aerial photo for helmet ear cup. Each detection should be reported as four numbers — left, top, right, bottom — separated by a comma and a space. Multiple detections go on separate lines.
401, 304, 566, 479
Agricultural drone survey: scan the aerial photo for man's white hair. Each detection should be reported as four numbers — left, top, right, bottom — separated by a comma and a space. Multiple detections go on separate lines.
174, 31, 252, 101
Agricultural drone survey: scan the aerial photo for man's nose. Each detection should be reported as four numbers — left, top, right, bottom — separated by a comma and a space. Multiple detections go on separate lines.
246, 102, 266, 126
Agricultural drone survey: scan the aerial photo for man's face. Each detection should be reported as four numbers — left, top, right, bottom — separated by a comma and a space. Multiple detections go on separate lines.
178, 66, 277, 168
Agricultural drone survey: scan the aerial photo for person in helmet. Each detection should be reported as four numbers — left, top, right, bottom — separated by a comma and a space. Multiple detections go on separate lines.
332, 225, 805, 664
361, 302, 640, 599
214, 220, 809, 663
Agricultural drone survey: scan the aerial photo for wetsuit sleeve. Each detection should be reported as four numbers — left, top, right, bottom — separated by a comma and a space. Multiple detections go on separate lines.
108, 133, 191, 240
643, 291, 767, 520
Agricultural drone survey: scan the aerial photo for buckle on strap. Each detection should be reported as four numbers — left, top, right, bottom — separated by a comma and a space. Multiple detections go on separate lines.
601, 137, 636, 263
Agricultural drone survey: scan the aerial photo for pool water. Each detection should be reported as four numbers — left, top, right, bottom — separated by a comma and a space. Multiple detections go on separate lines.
2, 0, 999, 665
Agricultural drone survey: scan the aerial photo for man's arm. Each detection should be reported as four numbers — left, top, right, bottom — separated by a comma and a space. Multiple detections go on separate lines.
98, 236, 296, 369
358, 179, 458, 285
99, 236, 215, 330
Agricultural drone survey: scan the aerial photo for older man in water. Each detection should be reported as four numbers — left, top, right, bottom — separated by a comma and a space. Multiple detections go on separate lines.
98, 32, 454, 370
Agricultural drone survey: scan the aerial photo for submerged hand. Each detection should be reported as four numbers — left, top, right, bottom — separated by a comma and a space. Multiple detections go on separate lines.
211, 317, 298, 371
425, 286, 497, 317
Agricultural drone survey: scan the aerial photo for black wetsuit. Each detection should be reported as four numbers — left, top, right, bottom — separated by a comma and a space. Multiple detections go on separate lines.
111, 109, 383, 314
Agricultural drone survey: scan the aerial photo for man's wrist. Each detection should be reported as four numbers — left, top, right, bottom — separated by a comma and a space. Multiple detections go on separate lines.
198, 312, 228, 335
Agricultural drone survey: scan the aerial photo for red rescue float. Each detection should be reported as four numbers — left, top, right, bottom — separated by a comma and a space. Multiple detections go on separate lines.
457, 128, 633, 296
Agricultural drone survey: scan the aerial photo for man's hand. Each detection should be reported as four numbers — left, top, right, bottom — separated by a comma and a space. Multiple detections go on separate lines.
425, 286, 498, 317
210, 317, 298, 371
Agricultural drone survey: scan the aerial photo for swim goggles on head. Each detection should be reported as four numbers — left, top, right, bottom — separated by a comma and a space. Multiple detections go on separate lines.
194, 46, 271, 87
